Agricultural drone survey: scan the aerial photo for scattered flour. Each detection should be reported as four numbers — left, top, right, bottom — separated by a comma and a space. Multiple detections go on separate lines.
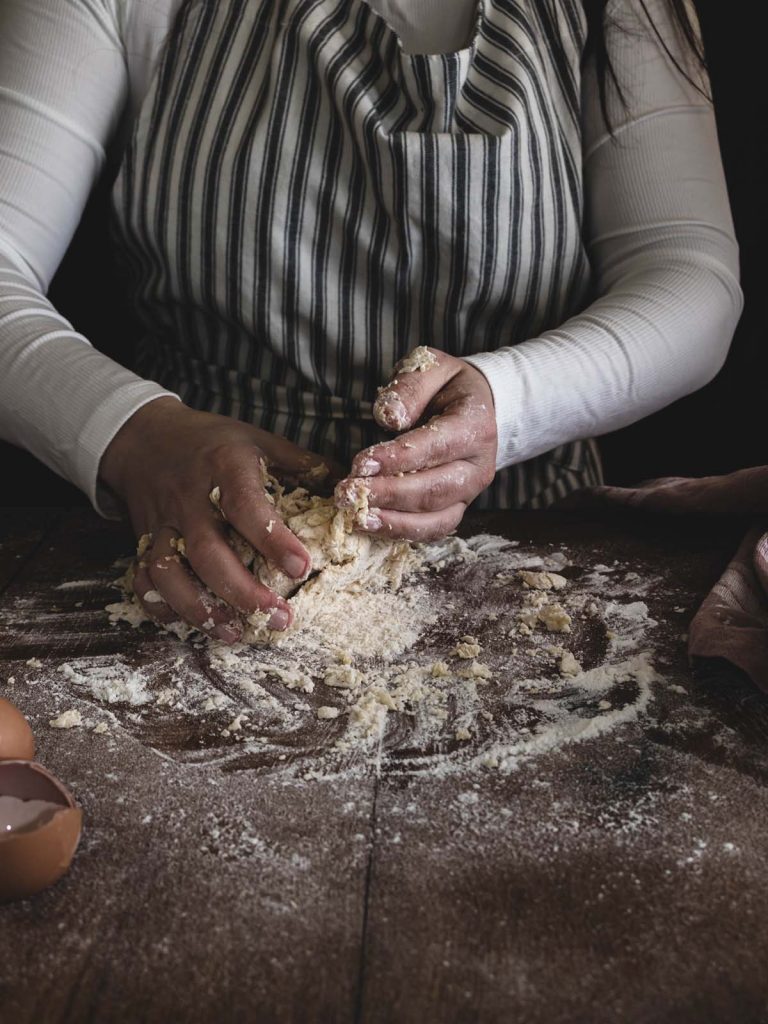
58, 661, 153, 706
62, 506, 670, 776
477, 654, 660, 773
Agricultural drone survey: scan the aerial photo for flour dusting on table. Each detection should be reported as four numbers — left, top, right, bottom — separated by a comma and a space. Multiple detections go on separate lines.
31, 521, 667, 778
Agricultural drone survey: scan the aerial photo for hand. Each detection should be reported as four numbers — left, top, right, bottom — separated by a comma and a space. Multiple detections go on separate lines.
335, 348, 497, 540
100, 398, 334, 642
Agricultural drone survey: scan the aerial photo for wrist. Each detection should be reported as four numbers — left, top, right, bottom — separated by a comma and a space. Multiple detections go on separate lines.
99, 396, 183, 498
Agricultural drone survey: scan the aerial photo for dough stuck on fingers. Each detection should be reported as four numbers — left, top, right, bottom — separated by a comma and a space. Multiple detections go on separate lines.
396, 346, 439, 374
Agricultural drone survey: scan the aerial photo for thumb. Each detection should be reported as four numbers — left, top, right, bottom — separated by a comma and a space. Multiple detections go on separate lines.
373, 347, 459, 432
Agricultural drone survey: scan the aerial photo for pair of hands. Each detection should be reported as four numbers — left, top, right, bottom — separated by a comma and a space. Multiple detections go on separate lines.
100, 349, 497, 642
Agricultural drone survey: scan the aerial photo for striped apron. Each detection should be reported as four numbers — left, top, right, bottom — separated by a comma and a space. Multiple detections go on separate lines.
111, 0, 603, 508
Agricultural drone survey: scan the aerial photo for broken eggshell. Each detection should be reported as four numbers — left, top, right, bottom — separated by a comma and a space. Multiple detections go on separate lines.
0, 697, 35, 761
0, 761, 82, 902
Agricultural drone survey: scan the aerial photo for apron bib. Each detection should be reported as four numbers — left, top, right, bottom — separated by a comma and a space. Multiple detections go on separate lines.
112, 0, 602, 507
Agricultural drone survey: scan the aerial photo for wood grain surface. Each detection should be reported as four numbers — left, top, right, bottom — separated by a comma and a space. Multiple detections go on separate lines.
1, 508, 768, 1024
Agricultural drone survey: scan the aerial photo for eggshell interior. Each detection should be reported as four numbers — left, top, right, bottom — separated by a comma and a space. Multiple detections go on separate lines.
0, 796, 64, 834
0, 761, 68, 803
0, 761, 83, 903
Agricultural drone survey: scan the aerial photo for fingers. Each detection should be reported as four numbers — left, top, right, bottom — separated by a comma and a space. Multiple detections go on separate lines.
132, 560, 179, 627
182, 516, 292, 630
342, 358, 496, 543
373, 347, 459, 433
336, 461, 486, 514
352, 403, 495, 479
133, 527, 244, 643
361, 502, 467, 542
214, 466, 312, 582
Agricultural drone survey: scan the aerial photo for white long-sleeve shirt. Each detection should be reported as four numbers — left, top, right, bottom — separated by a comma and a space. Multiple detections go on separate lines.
0, 0, 742, 514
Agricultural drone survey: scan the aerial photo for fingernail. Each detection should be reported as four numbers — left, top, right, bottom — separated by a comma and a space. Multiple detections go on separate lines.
355, 458, 381, 478
268, 607, 291, 631
363, 511, 383, 532
214, 622, 242, 643
374, 395, 409, 431
282, 553, 308, 580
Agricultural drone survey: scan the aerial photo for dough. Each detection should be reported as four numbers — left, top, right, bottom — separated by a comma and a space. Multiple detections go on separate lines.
454, 636, 482, 659
518, 570, 567, 591
518, 590, 572, 634
396, 345, 439, 374
222, 471, 418, 643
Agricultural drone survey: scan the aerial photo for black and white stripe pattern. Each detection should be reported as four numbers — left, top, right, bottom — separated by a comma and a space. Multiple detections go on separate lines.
112, 0, 602, 508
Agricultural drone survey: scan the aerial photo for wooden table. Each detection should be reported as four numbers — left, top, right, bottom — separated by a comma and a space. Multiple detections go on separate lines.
1, 507, 768, 1024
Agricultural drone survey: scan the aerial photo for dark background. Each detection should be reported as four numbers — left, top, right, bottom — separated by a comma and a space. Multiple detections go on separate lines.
1, 0, 764, 507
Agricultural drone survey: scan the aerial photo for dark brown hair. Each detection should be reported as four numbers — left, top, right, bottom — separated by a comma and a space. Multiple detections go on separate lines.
583, 0, 708, 127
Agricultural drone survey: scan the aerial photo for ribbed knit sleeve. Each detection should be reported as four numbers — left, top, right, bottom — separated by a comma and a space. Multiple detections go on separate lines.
0, 0, 178, 516
465, 0, 743, 470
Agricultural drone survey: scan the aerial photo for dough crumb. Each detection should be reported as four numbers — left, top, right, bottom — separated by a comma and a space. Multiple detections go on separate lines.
25, 657, 43, 668
49, 709, 83, 730
136, 533, 153, 558
519, 592, 572, 634
559, 651, 582, 677
170, 536, 187, 557
519, 570, 567, 591
455, 727, 472, 741
93, 722, 109, 735
261, 666, 314, 693
317, 706, 341, 720
203, 694, 229, 711
397, 346, 439, 374
538, 603, 572, 633
324, 665, 364, 690
454, 636, 482, 659
460, 661, 493, 681
225, 712, 250, 733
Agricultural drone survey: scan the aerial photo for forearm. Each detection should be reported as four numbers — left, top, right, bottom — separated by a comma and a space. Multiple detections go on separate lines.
468, 0, 742, 470
0, 0, 183, 514
466, 246, 741, 469
0, 254, 178, 516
